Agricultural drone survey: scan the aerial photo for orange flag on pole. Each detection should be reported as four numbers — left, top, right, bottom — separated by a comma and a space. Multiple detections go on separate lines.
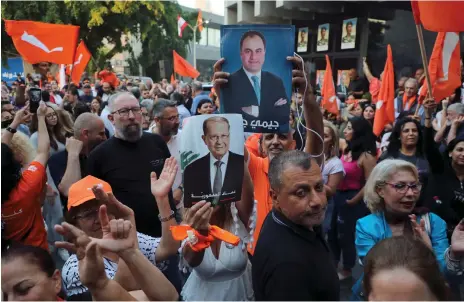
197, 10, 204, 32
70, 41, 91, 85
320, 55, 339, 115
419, 32, 461, 103
171, 74, 175, 84
173, 50, 200, 79
373, 45, 395, 137
4, 20, 79, 64
411, 1, 464, 32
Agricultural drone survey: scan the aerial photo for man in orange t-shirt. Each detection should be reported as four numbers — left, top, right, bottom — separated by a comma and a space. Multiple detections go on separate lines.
2, 159, 48, 251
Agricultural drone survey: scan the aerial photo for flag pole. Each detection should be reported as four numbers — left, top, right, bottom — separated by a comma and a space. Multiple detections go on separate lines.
414, 24, 433, 116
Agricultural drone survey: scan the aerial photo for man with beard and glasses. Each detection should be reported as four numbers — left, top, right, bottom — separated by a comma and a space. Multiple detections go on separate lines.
252, 150, 339, 300
151, 99, 183, 211
87, 92, 177, 236
48, 112, 107, 209
212, 55, 324, 258
86, 92, 182, 292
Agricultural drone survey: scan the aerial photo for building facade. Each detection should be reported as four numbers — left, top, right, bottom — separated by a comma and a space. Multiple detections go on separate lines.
225, 0, 463, 88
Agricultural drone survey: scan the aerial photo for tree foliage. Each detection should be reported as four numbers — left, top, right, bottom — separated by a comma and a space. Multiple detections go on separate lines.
1, 0, 201, 80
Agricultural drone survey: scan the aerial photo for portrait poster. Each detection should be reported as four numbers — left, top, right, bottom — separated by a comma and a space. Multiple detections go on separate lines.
316, 24, 330, 52
180, 114, 244, 208
220, 24, 294, 133
341, 18, 357, 50
316, 70, 325, 94
297, 27, 309, 53
337, 70, 351, 87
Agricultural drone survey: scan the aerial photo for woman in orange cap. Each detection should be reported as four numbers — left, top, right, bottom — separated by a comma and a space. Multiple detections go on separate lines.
60, 157, 180, 300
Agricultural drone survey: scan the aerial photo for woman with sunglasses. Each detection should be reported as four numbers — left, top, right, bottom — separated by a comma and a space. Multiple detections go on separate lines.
352, 159, 449, 300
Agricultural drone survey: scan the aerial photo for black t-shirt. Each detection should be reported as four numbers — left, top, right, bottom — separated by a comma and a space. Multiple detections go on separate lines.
87, 133, 175, 237
49, 150, 89, 210
348, 77, 368, 99
252, 209, 340, 301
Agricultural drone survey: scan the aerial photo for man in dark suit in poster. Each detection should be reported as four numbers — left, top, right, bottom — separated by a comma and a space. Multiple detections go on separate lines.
221, 30, 290, 132
183, 116, 244, 207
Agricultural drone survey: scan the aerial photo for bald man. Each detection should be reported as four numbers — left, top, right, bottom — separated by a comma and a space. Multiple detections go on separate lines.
49, 113, 107, 201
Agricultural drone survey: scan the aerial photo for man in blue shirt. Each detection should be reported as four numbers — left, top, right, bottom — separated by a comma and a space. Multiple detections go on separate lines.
190, 81, 211, 115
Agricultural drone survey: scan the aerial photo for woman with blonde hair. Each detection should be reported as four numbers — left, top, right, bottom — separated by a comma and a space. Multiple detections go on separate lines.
352, 159, 449, 299
322, 120, 345, 234
1, 130, 36, 168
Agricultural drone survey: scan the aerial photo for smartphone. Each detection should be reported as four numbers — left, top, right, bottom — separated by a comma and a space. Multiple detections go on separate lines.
28, 87, 42, 113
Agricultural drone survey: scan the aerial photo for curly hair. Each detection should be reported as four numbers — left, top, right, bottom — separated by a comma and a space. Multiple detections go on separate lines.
1, 130, 36, 167
364, 159, 418, 213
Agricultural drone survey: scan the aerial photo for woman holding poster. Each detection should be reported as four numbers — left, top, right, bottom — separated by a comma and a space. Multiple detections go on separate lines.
179, 114, 256, 301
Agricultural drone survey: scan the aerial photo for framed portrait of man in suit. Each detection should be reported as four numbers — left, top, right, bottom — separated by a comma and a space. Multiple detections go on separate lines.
220, 25, 294, 133
181, 114, 244, 208
316, 24, 329, 52
341, 18, 357, 50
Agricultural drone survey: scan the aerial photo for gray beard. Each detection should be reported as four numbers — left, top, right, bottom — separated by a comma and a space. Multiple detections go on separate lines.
117, 124, 143, 142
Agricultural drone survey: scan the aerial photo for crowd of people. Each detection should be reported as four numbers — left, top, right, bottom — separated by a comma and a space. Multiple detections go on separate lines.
1, 55, 464, 301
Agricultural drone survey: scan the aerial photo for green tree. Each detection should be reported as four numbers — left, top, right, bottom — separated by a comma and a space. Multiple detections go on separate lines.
1, 0, 201, 79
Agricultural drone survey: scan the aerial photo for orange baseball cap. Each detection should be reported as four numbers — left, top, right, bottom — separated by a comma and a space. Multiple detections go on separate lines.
67, 175, 112, 210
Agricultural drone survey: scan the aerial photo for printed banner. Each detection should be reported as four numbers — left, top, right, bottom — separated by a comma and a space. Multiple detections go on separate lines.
1, 58, 24, 85
220, 24, 294, 133
341, 18, 357, 50
316, 24, 329, 52
297, 27, 309, 53
181, 114, 244, 208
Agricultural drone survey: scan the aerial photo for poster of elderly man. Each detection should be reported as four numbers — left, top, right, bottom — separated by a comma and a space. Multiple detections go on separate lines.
181, 114, 244, 208
219, 25, 294, 133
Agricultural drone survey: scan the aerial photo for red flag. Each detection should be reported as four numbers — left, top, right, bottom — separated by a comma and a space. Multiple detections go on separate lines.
373, 45, 395, 136
177, 15, 188, 37
4, 20, 79, 64
320, 55, 339, 115
411, 1, 464, 32
419, 32, 461, 103
173, 50, 200, 79
70, 41, 91, 85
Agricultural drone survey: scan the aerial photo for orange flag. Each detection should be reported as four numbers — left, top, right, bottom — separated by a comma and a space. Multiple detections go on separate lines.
171, 74, 175, 84
373, 45, 395, 137
419, 32, 461, 103
320, 55, 339, 115
197, 10, 204, 32
411, 1, 464, 32
4, 20, 79, 64
173, 50, 200, 79
70, 41, 91, 85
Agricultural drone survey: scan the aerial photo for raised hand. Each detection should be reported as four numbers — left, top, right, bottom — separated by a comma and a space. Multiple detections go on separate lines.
183, 200, 213, 232
92, 185, 135, 226
66, 137, 83, 156
287, 56, 312, 95
451, 219, 464, 258
12, 102, 32, 126
212, 58, 229, 99
423, 98, 437, 117
151, 157, 178, 199
409, 214, 432, 250
36, 101, 47, 117
93, 204, 136, 253
54, 222, 107, 290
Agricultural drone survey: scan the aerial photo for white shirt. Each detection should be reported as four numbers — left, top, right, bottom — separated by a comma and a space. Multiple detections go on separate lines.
243, 67, 262, 91
53, 94, 63, 105
100, 106, 115, 137
209, 151, 229, 192
167, 133, 182, 190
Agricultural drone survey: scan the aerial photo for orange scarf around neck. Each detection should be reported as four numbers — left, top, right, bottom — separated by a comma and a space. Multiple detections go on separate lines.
402, 94, 417, 111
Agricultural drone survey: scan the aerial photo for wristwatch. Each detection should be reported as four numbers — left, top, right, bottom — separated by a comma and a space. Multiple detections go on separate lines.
6, 126, 17, 134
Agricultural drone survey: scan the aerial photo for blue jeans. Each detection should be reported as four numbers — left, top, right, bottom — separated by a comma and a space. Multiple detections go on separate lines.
322, 197, 334, 235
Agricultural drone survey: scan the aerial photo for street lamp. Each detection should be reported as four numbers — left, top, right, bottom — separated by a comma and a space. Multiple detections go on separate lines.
189, 19, 210, 69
